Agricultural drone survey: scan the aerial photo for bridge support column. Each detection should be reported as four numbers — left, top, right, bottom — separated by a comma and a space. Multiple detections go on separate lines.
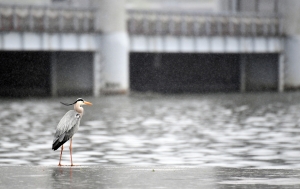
278, 54, 285, 92
93, 0, 129, 94
100, 32, 129, 94
93, 51, 101, 97
285, 36, 300, 90
282, 1, 300, 90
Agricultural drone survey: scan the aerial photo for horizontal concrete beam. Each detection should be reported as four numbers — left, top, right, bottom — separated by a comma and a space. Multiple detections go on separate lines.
130, 35, 284, 53
0, 32, 98, 51
0, 32, 284, 54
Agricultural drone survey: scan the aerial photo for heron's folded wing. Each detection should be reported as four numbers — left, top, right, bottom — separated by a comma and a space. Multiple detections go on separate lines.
54, 110, 80, 140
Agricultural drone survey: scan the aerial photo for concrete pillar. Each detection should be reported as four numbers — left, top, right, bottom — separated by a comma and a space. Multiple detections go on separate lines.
93, 0, 129, 94
285, 36, 300, 89
51, 52, 57, 97
282, 0, 300, 89
93, 51, 101, 97
278, 54, 284, 92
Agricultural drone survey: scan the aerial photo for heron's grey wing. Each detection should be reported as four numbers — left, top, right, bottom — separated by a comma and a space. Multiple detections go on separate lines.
53, 110, 80, 143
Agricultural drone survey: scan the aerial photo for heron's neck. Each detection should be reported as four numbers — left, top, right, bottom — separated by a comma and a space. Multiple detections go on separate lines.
74, 103, 84, 115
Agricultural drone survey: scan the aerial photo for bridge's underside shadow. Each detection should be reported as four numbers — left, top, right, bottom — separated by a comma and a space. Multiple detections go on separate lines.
0, 51, 51, 97
130, 53, 279, 93
0, 51, 93, 97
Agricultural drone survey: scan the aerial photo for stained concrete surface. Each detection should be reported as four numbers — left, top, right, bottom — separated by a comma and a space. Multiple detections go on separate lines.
1, 166, 300, 189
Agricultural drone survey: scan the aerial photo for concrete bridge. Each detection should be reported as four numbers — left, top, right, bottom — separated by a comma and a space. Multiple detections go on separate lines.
127, 9, 284, 93
2, 5, 283, 52
0, 4, 96, 51
0, 2, 286, 96
128, 10, 283, 53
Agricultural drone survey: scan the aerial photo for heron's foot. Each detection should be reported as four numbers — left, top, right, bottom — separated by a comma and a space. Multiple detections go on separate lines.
58, 163, 62, 166
71, 164, 74, 166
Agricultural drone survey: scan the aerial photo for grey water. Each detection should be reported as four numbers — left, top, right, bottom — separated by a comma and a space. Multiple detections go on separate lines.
1, 92, 300, 168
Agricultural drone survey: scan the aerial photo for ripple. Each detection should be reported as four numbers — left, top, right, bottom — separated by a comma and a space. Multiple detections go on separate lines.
1, 93, 300, 168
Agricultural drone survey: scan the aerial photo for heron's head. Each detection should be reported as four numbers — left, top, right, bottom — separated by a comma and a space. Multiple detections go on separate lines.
60, 98, 93, 107
75, 98, 93, 106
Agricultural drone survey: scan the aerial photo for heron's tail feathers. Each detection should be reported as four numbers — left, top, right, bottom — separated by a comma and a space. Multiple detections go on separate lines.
52, 138, 68, 151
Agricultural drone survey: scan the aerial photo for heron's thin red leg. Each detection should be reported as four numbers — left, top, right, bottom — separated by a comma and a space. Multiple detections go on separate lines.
70, 138, 73, 166
58, 145, 63, 166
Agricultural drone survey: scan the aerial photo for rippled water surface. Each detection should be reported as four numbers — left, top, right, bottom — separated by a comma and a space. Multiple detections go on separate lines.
1, 92, 300, 168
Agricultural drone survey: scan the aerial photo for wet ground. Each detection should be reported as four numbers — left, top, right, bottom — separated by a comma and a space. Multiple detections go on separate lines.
1, 92, 300, 168
2, 166, 300, 189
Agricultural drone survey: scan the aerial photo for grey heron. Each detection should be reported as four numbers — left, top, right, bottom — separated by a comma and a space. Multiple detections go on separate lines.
52, 98, 92, 166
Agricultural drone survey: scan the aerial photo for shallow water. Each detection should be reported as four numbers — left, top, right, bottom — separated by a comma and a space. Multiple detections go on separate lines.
1, 92, 300, 168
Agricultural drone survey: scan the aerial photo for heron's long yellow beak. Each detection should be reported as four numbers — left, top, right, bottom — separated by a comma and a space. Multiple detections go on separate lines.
84, 101, 93, 106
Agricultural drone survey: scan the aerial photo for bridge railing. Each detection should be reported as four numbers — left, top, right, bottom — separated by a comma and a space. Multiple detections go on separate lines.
0, 4, 95, 32
0, 4, 283, 36
127, 10, 283, 37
